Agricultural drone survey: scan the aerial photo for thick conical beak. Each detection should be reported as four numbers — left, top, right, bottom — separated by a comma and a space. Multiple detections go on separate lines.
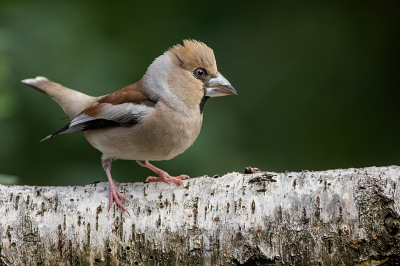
205, 72, 237, 97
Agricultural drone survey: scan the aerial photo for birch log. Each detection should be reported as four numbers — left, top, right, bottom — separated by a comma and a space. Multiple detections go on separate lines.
1, 166, 400, 266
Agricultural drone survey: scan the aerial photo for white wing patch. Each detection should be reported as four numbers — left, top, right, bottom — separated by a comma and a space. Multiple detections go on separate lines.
70, 114, 97, 127
43, 102, 154, 140
93, 102, 152, 123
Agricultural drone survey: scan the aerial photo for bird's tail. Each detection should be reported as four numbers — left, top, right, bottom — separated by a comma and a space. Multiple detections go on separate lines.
21, 76, 101, 119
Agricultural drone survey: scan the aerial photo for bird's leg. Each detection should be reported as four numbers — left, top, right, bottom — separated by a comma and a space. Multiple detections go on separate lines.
137, 160, 189, 186
102, 156, 129, 214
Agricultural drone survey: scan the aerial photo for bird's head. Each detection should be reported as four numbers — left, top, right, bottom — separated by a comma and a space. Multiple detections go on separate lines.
143, 39, 236, 112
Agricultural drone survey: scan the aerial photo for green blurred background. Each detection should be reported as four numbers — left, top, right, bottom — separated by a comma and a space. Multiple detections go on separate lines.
0, 1, 399, 186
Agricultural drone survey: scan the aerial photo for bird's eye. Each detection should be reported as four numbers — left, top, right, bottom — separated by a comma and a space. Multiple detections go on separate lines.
194, 68, 207, 78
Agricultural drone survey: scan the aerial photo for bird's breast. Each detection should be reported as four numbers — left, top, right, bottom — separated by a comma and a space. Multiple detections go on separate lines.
84, 102, 203, 161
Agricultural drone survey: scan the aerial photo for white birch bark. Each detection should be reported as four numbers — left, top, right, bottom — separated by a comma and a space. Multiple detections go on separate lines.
0, 166, 399, 265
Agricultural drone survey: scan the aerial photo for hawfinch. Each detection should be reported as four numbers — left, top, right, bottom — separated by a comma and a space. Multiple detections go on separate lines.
22, 40, 237, 213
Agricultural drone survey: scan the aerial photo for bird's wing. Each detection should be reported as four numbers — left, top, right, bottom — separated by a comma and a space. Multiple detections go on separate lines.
42, 81, 156, 141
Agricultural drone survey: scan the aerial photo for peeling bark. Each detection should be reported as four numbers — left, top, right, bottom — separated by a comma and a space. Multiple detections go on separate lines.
0, 166, 400, 265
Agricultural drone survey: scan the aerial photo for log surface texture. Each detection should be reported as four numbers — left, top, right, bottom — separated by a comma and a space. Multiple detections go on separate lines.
1, 166, 400, 265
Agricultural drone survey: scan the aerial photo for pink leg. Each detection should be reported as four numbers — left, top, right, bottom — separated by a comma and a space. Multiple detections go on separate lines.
138, 160, 189, 186
102, 157, 129, 214
105, 167, 129, 213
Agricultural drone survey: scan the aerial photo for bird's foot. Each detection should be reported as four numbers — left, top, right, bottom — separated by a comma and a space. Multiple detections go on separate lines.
108, 179, 129, 214
146, 171, 189, 186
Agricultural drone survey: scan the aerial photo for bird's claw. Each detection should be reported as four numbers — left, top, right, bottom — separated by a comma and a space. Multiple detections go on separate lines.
146, 173, 189, 186
108, 179, 130, 215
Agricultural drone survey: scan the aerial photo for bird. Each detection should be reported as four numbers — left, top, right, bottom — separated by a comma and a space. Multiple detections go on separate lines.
21, 39, 237, 214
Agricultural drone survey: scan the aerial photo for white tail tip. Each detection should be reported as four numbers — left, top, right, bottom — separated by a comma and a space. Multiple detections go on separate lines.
21, 76, 49, 85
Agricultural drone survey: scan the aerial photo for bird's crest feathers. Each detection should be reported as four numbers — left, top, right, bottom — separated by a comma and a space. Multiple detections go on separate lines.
169, 39, 217, 76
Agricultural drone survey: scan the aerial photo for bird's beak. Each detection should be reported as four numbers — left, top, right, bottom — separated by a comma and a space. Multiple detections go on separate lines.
205, 72, 237, 97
